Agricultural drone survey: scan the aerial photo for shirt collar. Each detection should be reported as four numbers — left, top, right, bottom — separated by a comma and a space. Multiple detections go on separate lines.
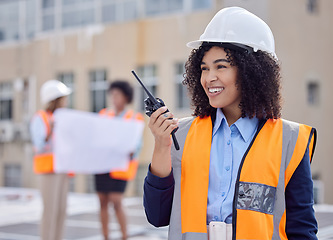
212, 108, 225, 136
233, 116, 259, 142
213, 108, 259, 142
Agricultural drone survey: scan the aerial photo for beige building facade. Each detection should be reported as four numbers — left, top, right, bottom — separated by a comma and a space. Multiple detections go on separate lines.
0, 0, 332, 203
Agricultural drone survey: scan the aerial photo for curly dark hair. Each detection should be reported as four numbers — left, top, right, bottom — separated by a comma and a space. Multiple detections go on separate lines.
109, 80, 134, 103
183, 44, 282, 120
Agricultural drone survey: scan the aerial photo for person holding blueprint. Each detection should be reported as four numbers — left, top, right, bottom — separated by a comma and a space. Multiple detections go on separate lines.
95, 80, 143, 240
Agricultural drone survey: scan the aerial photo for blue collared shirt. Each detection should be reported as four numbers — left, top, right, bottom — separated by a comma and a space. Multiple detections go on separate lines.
207, 108, 259, 224
30, 114, 49, 153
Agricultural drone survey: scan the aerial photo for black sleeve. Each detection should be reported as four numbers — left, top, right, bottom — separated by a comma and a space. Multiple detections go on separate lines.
285, 146, 318, 239
143, 165, 175, 227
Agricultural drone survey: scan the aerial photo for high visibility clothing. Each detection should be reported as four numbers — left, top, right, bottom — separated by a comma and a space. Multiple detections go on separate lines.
99, 108, 144, 180
167, 116, 316, 240
33, 110, 54, 174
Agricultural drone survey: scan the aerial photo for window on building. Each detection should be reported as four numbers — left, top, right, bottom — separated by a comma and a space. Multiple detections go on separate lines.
102, 0, 138, 23
42, 0, 55, 31
42, 12, 55, 31
192, 0, 212, 10
0, 1, 20, 42
307, 0, 318, 14
0, 0, 213, 43
43, 0, 55, 8
123, 0, 138, 21
57, 72, 75, 108
145, 0, 183, 16
102, 1, 116, 23
137, 65, 158, 111
4, 164, 22, 187
25, 0, 37, 39
0, 0, 38, 40
0, 82, 13, 120
90, 69, 107, 113
62, 0, 95, 28
307, 82, 320, 105
175, 63, 190, 109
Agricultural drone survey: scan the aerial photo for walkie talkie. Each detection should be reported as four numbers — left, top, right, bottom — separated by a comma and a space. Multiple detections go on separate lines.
131, 70, 180, 150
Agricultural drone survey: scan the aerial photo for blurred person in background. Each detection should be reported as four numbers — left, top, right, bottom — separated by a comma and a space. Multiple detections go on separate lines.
30, 80, 71, 240
95, 80, 143, 240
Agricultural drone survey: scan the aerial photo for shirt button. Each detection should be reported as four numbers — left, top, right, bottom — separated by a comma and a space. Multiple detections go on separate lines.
222, 192, 225, 197
227, 140, 231, 145
225, 166, 230, 171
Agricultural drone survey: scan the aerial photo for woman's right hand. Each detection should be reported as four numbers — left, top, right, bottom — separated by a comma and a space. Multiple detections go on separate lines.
148, 106, 179, 177
148, 106, 179, 149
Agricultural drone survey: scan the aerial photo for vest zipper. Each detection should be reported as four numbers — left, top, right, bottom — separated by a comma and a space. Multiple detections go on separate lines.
231, 119, 267, 240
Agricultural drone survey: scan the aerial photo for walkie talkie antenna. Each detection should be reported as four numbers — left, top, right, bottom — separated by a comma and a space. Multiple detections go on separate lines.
132, 70, 180, 150
131, 70, 158, 104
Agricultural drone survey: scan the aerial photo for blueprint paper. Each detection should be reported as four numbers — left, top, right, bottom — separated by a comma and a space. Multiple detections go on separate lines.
53, 108, 144, 174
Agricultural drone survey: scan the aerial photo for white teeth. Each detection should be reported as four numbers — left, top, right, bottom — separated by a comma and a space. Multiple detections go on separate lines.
208, 87, 224, 93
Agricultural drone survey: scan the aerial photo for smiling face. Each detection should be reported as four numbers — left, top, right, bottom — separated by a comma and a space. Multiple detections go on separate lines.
200, 46, 242, 118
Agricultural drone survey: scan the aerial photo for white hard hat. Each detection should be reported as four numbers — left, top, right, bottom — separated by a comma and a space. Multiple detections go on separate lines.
40, 80, 72, 105
187, 7, 276, 58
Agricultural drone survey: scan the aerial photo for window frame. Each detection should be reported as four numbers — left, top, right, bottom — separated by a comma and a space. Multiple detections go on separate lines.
136, 65, 158, 112
89, 69, 108, 113
0, 82, 14, 121
307, 81, 320, 106
174, 62, 190, 110
57, 72, 75, 108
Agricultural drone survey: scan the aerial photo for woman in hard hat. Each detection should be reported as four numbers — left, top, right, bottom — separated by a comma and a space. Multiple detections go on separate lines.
30, 80, 71, 240
95, 80, 143, 240
143, 7, 317, 240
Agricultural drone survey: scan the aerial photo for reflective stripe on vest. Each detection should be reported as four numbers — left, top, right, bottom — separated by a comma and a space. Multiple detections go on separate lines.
168, 117, 316, 240
33, 110, 54, 174
234, 119, 314, 239
99, 108, 143, 180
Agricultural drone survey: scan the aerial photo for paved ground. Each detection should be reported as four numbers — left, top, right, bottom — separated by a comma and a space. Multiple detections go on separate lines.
0, 187, 333, 240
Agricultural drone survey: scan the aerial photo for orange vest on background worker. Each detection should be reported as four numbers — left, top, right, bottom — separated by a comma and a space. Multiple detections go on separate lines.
99, 108, 144, 180
32, 110, 54, 174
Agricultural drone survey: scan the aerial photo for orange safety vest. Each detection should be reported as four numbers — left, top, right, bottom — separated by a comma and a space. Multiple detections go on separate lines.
175, 117, 316, 239
33, 110, 54, 174
99, 108, 144, 180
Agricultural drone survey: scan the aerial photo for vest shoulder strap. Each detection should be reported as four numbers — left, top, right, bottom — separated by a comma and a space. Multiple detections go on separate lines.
123, 110, 134, 119
283, 119, 316, 186
99, 109, 143, 121
99, 108, 115, 117
134, 112, 144, 121
180, 116, 212, 234
36, 110, 52, 136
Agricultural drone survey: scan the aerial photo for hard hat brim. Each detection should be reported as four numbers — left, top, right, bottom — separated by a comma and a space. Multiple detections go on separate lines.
186, 39, 278, 59
41, 88, 72, 105
186, 40, 203, 49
